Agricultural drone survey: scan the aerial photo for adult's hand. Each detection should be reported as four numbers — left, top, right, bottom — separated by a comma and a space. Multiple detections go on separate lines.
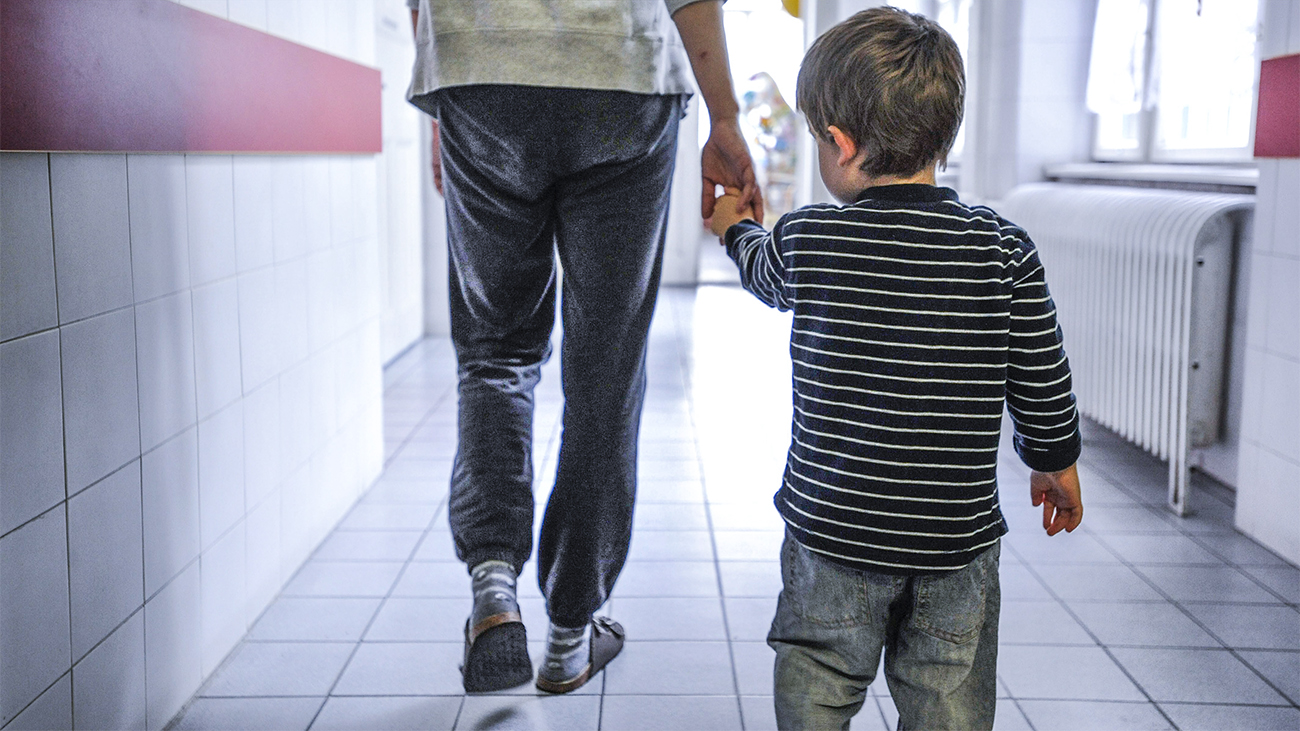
672, 0, 764, 222
702, 117, 762, 222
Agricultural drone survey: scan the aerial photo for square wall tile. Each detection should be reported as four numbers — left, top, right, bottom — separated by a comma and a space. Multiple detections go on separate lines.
1259, 352, 1299, 460
0, 509, 71, 726
279, 464, 314, 572
198, 402, 245, 549
306, 251, 338, 352
200, 521, 247, 677
302, 158, 331, 253
226, 0, 268, 30
192, 279, 243, 421
279, 362, 313, 475
0, 330, 65, 534
142, 428, 201, 597
136, 291, 198, 452
144, 561, 202, 731
1265, 256, 1300, 360
238, 268, 279, 393
310, 345, 339, 447
61, 308, 141, 493
0, 153, 58, 340
271, 159, 307, 262
185, 155, 237, 287
4, 674, 71, 731
1269, 163, 1300, 259
127, 155, 190, 303
232, 157, 274, 273
242, 379, 280, 509
68, 461, 145, 660
49, 154, 133, 324
354, 159, 379, 242
276, 258, 309, 369
73, 610, 147, 731
1246, 253, 1272, 353
1291, 0, 1300, 55
244, 487, 283, 624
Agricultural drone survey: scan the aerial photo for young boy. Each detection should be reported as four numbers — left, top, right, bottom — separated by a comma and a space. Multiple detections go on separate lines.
709, 8, 1084, 730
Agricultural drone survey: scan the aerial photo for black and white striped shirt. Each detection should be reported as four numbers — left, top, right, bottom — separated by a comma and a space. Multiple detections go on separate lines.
725, 184, 1081, 574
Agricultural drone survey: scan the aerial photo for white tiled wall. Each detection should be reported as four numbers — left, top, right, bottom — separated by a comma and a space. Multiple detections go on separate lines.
0, 2, 417, 728
961, 0, 1095, 202
1235, 0, 1300, 565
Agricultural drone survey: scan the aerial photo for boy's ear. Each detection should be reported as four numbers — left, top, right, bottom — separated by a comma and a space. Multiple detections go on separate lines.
827, 126, 859, 168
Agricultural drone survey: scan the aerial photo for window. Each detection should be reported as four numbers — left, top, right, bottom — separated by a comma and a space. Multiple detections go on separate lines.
1087, 0, 1262, 162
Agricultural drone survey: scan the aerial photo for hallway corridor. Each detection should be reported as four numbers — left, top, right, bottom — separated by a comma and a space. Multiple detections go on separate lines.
171, 286, 1299, 731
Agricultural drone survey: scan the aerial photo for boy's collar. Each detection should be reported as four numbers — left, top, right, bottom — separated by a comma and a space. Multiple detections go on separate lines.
853, 184, 959, 204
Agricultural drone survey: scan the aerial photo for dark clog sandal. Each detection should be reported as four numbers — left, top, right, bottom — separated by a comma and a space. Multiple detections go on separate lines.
461, 609, 532, 692
535, 617, 625, 694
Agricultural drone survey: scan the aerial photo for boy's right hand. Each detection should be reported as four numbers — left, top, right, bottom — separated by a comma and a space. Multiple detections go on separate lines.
1030, 463, 1083, 536
709, 187, 755, 237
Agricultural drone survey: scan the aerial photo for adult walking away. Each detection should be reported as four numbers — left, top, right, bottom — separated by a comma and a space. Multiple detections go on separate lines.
406, 0, 762, 694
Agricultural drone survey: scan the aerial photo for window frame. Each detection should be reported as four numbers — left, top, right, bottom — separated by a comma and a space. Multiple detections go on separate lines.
1090, 0, 1262, 164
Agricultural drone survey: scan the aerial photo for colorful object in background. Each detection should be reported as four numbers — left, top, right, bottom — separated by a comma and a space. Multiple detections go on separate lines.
782, 0, 800, 19
740, 72, 799, 226
1255, 53, 1300, 158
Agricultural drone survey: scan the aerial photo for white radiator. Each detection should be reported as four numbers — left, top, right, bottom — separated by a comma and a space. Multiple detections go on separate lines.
1000, 183, 1253, 515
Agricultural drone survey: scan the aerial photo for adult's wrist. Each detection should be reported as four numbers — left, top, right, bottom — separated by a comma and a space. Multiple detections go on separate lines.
708, 107, 742, 125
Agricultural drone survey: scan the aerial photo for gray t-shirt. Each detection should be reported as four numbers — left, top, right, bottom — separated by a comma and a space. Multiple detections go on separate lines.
405, 0, 706, 109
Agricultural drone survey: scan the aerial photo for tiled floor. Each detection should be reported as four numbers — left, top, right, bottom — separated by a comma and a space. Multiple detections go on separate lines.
172, 286, 1300, 731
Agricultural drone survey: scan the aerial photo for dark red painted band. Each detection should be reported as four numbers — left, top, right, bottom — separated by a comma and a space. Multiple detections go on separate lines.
1, 0, 381, 153
1256, 54, 1300, 159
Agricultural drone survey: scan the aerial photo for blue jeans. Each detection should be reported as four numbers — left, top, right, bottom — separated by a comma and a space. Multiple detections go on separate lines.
430, 85, 684, 627
768, 533, 1001, 731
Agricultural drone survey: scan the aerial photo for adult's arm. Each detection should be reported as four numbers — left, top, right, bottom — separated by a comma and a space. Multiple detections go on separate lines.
410, 6, 444, 195
671, 0, 764, 222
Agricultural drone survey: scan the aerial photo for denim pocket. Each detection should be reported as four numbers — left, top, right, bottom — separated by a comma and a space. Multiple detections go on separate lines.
911, 543, 997, 644
779, 535, 868, 627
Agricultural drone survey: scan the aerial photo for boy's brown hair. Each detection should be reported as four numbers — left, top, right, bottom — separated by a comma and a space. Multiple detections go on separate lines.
796, 6, 965, 178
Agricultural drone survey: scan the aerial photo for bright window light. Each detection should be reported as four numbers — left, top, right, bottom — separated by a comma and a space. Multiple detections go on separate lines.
935, 0, 972, 161
1153, 0, 1260, 154
1086, 0, 1261, 161
1087, 0, 1150, 153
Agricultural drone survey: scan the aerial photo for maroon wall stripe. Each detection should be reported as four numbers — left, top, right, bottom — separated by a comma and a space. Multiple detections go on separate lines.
1, 0, 382, 153
1256, 54, 1300, 159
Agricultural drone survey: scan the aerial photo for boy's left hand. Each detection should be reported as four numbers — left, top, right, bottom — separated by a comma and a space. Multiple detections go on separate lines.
1030, 463, 1083, 536
709, 187, 755, 237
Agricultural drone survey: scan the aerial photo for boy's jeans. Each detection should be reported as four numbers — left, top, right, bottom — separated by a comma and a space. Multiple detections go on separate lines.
768, 533, 1001, 731
433, 85, 683, 627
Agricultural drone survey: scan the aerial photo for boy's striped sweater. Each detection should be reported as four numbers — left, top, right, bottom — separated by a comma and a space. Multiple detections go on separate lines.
724, 183, 1081, 574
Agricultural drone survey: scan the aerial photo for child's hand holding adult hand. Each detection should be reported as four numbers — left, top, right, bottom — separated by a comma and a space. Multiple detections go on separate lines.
709, 187, 754, 237
1030, 463, 1083, 536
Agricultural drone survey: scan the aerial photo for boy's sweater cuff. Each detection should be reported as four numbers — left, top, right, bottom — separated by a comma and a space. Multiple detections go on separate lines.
724, 218, 764, 257
1014, 432, 1082, 473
